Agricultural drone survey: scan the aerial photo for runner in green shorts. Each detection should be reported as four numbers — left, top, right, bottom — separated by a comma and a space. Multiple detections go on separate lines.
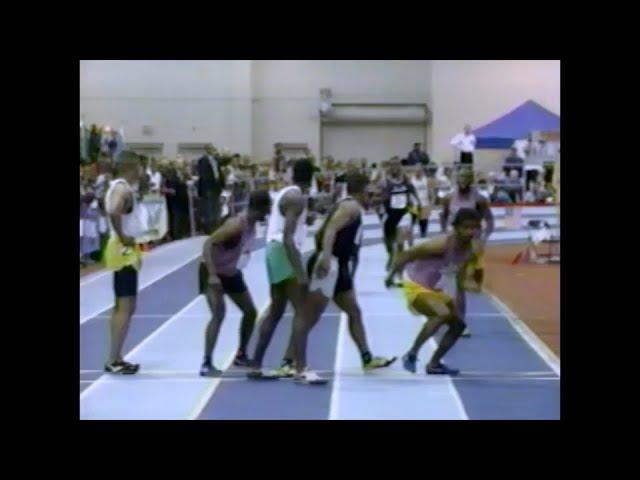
248, 158, 315, 380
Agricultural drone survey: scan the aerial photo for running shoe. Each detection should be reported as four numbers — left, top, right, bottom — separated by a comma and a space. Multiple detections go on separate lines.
199, 363, 223, 377
233, 352, 252, 367
461, 328, 471, 338
364, 356, 398, 371
246, 369, 280, 380
104, 360, 140, 375
274, 363, 296, 378
426, 363, 460, 376
294, 370, 328, 385
402, 353, 418, 373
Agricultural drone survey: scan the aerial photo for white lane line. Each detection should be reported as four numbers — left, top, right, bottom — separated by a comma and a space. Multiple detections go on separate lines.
483, 288, 560, 376
328, 312, 348, 420
92, 314, 210, 319
79, 239, 201, 287
426, 337, 469, 420
187, 299, 271, 420
80, 253, 202, 324
80, 376, 560, 384
80, 296, 202, 400
338, 312, 507, 318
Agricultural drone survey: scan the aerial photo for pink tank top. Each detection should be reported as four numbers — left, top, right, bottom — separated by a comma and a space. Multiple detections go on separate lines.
210, 215, 255, 277
448, 187, 482, 226
405, 235, 473, 295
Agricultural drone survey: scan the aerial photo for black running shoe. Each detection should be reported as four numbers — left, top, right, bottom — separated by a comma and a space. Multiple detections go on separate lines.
200, 363, 222, 377
105, 360, 140, 375
426, 362, 460, 376
233, 352, 252, 367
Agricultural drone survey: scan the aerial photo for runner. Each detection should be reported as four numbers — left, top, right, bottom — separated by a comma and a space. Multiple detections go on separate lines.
198, 191, 272, 376
379, 157, 422, 275
102, 151, 145, 375
410, 167, 431, 239
291, 171, 397, 384
440, 168, 494, 336
386, 208, 483, 376
248, 158, 314, 379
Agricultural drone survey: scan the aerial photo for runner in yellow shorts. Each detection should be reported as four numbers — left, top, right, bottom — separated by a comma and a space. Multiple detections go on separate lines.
385, 208, 482, 376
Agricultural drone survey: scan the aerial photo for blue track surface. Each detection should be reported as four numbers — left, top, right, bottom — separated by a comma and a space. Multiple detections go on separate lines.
80, 215, 560, 420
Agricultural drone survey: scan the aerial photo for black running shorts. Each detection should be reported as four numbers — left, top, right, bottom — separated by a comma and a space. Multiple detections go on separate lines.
199, 262, 248, 295
383, 208, 408, 240
307, 251, 353, 298
113, 266, 138, 298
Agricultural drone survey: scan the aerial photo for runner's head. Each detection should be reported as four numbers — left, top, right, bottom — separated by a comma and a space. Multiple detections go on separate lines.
115, 150, 142, 184
457, 167, 474, 192
452, 208, 481, 243
345, 171, 370, 205
388, 157, 402, 178
292, 158, 314, 192
247, 190, 272, 222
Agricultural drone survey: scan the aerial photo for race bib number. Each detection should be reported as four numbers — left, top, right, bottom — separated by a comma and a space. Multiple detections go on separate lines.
391, 194, 407, 209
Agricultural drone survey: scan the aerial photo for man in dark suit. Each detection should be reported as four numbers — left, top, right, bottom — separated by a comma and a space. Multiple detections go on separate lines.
197, 144, 225, 234
407, 143, 430, 167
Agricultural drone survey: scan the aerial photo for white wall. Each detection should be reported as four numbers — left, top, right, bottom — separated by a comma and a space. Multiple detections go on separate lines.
80, 60, 252, 158
80, 60, 559, 172
251, 60, 432, 160
323, 124, 425, 164
431, 60, 560, 170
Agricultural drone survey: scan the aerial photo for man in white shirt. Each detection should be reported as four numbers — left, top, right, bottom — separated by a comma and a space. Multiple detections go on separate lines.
146, 158, 163, 194
450, 125, 477, 166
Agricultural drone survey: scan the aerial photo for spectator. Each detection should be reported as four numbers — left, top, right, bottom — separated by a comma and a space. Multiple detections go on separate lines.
450, 125, 476, 165
512, 134, 532, 160
504, 169, 524, 203
503, 147, 524, 178
407, 142, 430, 166
164, 163, 190, 240
197, 144, 225, 234
491, 172, 512, 203
147, 157, 163, 194
477, 178, 492, 200
88, 124, 102, 162
80, 169, 100, 265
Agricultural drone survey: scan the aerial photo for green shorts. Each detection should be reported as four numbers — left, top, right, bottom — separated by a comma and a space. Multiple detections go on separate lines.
266, 241, 297, 285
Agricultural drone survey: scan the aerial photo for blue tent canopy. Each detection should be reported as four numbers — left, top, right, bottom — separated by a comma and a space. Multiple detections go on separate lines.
473, 100, 560, 149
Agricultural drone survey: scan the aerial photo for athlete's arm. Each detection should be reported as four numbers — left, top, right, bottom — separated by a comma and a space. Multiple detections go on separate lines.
477, 196, 495, 243
315, 201, 358, 279
202, 217, 243, 286
386, 236, 448, 286
107, 183, 135, 247
440, 196, 451, 233
281, 191, 308, 285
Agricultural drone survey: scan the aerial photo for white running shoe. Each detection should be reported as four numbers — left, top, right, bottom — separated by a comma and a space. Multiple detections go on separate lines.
294, 370, 328, 385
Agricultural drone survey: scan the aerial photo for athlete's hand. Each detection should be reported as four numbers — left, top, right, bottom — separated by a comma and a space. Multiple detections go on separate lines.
297, 272, 309, 289
121, 235, 136, 248
208, 275, 222, 289
315, 255, 331, 280
384, 274, 395, 289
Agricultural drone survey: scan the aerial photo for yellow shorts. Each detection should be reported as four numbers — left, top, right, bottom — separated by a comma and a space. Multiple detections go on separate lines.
402, 279, 453, 317
103, 236, 143, 272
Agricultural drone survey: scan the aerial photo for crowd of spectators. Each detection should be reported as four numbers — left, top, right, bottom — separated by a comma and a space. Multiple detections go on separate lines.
80, 136, 559, 268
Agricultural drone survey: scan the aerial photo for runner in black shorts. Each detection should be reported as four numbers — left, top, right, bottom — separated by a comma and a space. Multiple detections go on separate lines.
198, 190, 272, 377
290, 171, 397, 385
379, 158, 422, 272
